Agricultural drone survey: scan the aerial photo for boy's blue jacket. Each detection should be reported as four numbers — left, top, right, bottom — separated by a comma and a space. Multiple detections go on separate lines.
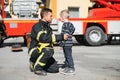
60, 22, 75, 47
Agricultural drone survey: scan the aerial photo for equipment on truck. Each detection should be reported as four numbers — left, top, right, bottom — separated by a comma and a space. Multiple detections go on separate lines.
12, 0, 38, 18
0, 0, 40, 46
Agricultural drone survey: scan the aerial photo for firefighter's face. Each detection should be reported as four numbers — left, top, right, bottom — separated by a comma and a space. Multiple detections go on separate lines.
44, 12, 53, 23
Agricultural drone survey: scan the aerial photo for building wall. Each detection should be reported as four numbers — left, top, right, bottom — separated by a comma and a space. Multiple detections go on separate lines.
52, 0, 92, 18
57, 0, 91, 18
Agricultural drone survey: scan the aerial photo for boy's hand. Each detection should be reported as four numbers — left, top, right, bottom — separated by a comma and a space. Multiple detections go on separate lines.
63, 33, 69, 40
59, 47, 63, 50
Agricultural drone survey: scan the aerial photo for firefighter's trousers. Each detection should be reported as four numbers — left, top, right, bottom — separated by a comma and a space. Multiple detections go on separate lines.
29, 48, 59, 73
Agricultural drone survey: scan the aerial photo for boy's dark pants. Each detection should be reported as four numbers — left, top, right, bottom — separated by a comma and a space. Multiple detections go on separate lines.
63, 46, 74, 69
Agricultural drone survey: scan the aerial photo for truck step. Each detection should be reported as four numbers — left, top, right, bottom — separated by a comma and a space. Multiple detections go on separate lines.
11, 44, 23, 52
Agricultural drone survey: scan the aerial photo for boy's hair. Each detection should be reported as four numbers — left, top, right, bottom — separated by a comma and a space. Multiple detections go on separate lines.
40, 8, 52, 18
60, 9, 69, 19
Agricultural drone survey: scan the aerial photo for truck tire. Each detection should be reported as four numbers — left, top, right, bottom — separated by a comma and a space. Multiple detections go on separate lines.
74, 35, 85, 45
85, 26, 105, 46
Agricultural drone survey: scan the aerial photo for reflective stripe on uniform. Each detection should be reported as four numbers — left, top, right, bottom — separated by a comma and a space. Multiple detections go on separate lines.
36, 30, 47, 41
28, 47, 37, 56
34, 52, 46, 68
37, 42, 50, 53
52, 34, 57, 44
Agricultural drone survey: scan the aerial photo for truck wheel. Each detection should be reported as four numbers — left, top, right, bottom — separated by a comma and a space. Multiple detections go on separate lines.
74, 35, 85, 44
85, 26, 105, 46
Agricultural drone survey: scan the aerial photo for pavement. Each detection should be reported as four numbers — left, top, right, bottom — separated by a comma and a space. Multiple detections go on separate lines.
0, 37, 120, 80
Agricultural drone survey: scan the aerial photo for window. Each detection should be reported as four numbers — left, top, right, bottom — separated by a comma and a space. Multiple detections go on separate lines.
68, 7, 80, 18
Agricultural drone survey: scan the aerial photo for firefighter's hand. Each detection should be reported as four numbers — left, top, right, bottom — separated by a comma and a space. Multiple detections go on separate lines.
63, 33, 69, 40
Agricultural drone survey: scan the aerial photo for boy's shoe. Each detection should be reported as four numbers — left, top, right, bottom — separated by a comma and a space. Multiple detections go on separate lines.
61, 67, 75, 75
34, 70, 47, 76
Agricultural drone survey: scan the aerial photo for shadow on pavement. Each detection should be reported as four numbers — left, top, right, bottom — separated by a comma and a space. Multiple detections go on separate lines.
0, 42, 26, 48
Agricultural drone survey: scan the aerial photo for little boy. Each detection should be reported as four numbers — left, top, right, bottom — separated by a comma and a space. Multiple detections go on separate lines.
59, 9, 75, 74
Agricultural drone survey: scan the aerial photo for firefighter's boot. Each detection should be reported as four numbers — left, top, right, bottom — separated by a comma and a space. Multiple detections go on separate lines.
34, 70, 47, 76
29, 61, 34, 72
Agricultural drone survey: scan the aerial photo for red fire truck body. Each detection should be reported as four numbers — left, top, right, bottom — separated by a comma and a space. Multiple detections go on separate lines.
3, 19, 38, 36
66, 18, 120, 46
67, 0, 120, 46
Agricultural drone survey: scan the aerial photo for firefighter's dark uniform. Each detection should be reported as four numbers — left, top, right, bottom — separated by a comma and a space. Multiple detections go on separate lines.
28, 19, 64, 73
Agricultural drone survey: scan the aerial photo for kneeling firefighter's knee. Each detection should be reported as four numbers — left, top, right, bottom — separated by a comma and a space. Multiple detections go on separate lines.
43, 48, 54, 58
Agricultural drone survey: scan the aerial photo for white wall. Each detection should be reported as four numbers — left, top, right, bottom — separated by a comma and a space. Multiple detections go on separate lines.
57, 0, 91, 18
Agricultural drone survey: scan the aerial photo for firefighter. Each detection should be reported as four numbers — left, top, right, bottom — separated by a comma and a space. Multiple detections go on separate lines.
28, 8, 69, 76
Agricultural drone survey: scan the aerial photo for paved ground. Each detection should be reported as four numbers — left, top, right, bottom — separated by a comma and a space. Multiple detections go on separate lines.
0, 37, 120, 80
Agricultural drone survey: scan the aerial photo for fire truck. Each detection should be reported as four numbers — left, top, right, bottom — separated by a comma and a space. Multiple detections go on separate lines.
0, 0, 120, 46
58, 0, 120, 46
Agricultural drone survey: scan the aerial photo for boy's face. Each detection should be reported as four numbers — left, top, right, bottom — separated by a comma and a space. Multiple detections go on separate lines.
60, 15, 64, 22
60, 12, 69, 22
